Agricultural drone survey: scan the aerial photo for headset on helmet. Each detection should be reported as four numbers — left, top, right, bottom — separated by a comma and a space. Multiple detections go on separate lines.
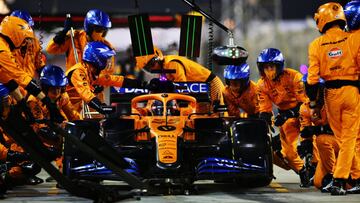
314, 2, 346, 33
135, 46, 164, 71
84, 9, 112, 35
0, 16, 34, 48
344, 1, 360, 31
224, 63, 250, 86
257, 48, 284, 78
40, 65, 68, 87
83, 41, 115, 71
10, 10, 34, 27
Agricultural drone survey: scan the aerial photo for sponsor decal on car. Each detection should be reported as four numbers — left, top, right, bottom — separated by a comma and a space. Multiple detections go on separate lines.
111, 82, 209, 94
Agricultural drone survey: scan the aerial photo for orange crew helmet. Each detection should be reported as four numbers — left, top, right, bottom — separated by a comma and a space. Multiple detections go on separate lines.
314, 2, 346, 33
0, 16, 34, 48
135, 46, 164, 71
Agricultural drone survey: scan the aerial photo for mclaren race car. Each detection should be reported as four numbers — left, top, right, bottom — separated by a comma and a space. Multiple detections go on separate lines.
63, 79, 273, 193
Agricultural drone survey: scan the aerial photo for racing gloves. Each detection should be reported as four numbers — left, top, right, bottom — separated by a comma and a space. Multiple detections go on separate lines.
88, 97, 115, 115
6, 150, 30, 163
93, 85, 104, 94
259, 112, 275, 133
41, 97, 65, 123
122, 78, 147, 89
38, 127, 59, 142
53, 17, 73, 44
274, 104, 301, 127
300, 124, 333, 138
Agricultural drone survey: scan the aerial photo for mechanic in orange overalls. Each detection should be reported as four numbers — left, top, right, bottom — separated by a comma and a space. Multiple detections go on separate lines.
222, 63, 259, 118
0, 16, 64, 123
47, 9, 115, 108
344, 0, 360, 194
10, 10, 46, 77
27, 65, 81, 174
0, 83, 43, 186
299, 74, 338, 192
307, 2, 360, 195
135, 46, 226, 110
256, 48, 309, 186
66, 41, 143, 114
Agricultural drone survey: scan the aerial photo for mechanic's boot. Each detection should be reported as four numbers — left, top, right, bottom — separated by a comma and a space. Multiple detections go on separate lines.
321, 174, 333, 193
347, 179, 360, 194
45, 176, 55, 182
331, 179, 347, 196
0, 176, 7, 198
322, 180, 333, 193
299, 166, 311, 188
25, 176, 44, 185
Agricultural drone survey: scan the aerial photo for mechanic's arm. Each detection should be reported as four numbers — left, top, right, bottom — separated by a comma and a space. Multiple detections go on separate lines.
257, 81, 273, 113
299, 104, 314, 139
223, 92, 240, 117
306, 41, 321, 108
60, 92, 81, 120
0, 50, 33, 88
165, 60, 187, 82
95, 72, 144, 88
46, 34, 71, 54
70, 68, 96, 103
27, 98, 47, 132
293, 71, 307, 103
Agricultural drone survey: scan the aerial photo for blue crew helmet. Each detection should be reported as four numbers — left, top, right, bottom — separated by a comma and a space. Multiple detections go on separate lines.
257, 48, 284, 79
40, 65, 68, 87
10, 10, 34, 27
224, 63, 250, 85
344, 1, 360, 31
84, 9, 112, 35
82, 41, 115, 71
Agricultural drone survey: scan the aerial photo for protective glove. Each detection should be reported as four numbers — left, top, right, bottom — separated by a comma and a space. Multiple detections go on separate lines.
297, 139, 313, 158
7, 150, 29, 163
93, 85, 104, 94
63, 16, 73, 33
53, 17, 73, 44
259, 112, 275, 133
300, 126, 316, 138
17, 98, 35, 123
41, 97, 65, 123
38, 127, 59, 142
274, 109, 298, 126
88, 98, 115, 115
300, 125, 333, 138
122, 78, 147, 89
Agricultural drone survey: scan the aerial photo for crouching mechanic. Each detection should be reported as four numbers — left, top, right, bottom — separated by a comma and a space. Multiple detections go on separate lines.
135, 46, 226, 111
222, 63, 259, 118
256, 48, 309, 186
66, 41, 144, 115
0, 83, 43, 186
307, 2, 360, 195
26, 65, 81, 172
299, 75, 338, 192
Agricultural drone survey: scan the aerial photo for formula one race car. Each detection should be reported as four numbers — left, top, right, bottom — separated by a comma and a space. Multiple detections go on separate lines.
63, 78, 273, 193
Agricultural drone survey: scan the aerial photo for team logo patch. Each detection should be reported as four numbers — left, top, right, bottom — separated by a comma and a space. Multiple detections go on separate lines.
328, 48, 342, 59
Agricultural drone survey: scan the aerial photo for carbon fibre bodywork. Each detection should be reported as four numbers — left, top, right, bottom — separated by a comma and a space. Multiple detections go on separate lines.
64, 85, 273, 192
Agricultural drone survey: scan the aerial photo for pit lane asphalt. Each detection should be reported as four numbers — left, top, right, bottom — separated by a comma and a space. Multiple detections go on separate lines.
2, 166, 360, 203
